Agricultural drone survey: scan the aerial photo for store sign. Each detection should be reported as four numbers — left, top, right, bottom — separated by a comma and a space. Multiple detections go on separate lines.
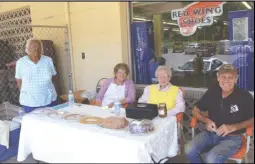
171, 2, 226, 36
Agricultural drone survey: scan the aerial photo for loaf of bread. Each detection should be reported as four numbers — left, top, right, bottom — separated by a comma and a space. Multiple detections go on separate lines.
128, 119, 154, 134
101, 116, 128, 129
79, 116, 103, 124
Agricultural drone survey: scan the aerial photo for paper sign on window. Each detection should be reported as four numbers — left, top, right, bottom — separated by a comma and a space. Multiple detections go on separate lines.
171, 2, 226, 36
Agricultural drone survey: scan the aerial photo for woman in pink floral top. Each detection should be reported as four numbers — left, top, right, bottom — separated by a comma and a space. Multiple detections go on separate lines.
95, 63, 136, 108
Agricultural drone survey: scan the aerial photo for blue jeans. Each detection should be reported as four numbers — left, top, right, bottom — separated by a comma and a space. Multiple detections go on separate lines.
23, 101, 57, 113
185, 130, 242, 163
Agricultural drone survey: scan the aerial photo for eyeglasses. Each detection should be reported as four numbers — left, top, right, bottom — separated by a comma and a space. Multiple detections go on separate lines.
219, 75, 236, 81
116, 72, 127, 76
157, 76, 168, 79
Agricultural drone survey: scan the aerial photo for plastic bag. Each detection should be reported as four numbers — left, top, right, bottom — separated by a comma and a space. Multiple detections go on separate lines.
80, 90, 97, 101
128, 119, 155, 135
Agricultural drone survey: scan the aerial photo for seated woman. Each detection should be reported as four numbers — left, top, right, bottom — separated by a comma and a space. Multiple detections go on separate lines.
138, 65, 185, 116
95, 63, 135, 108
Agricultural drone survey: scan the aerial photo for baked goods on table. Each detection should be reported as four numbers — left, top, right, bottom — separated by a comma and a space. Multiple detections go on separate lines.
79, 116, 128, 130
64, 113, 85, 121
31, 108, 55, 114
128, 119, 154, 134
31, 109, 85, 121
101, 116, 128, 129
80, 116, 103, 124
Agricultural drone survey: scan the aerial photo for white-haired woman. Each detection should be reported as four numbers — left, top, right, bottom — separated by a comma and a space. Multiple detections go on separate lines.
138, 65, 185, 116
15, 38, 57, 113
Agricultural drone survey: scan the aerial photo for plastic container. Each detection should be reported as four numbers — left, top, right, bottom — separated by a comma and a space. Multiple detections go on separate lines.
0, 102, 23, 121
113, 101, 121, 116
68, 90, 75, 108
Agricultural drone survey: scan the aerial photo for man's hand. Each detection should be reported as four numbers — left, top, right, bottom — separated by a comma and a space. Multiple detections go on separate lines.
216, 124, 236, 137
205, 119, 217, 132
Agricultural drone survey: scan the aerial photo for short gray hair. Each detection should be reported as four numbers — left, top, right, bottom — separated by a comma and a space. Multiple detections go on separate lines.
26, 37, 43, 55
155, 65, 172, 79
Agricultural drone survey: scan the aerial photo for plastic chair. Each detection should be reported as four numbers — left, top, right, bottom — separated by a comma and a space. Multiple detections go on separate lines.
176, 88, 186, 154
90, 78, 108, 106
96, 78, 108, 93
190, 116, 253, 163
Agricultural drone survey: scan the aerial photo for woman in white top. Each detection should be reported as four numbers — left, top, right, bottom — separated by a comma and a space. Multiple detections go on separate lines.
95, 63, 135, 108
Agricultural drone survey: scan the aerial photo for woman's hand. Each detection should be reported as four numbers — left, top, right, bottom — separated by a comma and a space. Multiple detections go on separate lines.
120, 99, 127, 105
108, 102, 114, 108
94, 100, 102, 107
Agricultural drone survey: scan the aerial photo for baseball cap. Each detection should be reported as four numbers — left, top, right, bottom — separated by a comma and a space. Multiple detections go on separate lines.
218, 64, 238, 75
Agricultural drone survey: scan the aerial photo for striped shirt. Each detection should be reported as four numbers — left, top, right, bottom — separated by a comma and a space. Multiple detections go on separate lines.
15, 55, 57, 107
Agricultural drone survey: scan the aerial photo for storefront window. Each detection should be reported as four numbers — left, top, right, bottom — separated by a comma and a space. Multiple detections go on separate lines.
130, 2, 254, 91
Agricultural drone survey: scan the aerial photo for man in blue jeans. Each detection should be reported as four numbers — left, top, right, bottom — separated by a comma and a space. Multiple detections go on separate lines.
185, 64, 254, 163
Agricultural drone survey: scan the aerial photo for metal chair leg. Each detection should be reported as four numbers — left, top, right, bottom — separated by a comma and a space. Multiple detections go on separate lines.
244, 155, 248, 163
180, 129, 186, 144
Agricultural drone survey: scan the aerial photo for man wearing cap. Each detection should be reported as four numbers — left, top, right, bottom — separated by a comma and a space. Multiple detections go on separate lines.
185, 64, 254, 163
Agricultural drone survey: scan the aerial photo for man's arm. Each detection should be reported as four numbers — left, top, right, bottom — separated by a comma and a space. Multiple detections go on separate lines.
233, 118, 254, 131
16, 79, 22, 90
216, 118, 254, 137
216, 92, 254, 136
192, 107, 210, 124
193, 107, 217, 132
232, 93, 254, 131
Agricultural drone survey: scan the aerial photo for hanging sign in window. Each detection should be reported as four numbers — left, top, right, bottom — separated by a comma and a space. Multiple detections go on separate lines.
171, 2, 226, 36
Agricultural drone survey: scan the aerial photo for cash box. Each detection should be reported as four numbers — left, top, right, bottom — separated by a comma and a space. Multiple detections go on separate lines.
126, 103, 158, 120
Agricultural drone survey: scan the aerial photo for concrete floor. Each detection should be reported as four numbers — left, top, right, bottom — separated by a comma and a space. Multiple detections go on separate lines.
3, 149, 254, 163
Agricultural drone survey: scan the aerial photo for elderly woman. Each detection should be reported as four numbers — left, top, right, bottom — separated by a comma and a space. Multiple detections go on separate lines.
15, 38, 57, 113
138, 65, 185, 116
95, 63, 135, 108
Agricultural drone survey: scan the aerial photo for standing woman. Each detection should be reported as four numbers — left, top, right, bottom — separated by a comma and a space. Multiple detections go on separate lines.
15, 38, 57, 113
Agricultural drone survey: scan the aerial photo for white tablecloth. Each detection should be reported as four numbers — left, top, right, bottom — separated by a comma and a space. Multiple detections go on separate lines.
17, 104, 178, 163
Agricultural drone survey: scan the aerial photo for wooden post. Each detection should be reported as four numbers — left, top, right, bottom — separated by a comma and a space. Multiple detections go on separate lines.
153, 14, 163, 58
